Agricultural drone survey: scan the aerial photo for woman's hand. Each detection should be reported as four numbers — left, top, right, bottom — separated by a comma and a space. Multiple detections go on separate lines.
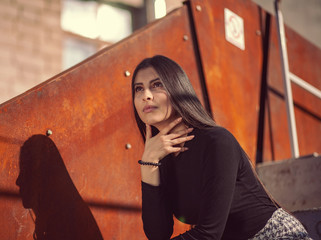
142, 118, 194, 163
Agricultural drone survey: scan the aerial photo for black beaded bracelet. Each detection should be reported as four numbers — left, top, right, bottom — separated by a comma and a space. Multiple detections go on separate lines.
138, 160, 162, 167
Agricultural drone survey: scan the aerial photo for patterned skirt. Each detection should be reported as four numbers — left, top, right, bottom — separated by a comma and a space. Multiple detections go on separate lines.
249, 208, 312, 240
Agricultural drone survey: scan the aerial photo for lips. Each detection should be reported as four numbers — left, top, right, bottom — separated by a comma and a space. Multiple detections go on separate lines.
143, 105, 157, 113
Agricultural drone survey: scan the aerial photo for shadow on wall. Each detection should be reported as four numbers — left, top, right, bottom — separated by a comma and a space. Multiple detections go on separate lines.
16, 135, 103, 240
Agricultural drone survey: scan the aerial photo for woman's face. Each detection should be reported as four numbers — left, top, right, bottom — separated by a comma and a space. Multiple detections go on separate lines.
134, 67, 175, 130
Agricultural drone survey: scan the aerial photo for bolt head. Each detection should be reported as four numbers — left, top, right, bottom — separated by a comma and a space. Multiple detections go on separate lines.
124, 71, 131, 77
125, 143, 132, 149
196, 5, 202, 11
46, 129, 52, 136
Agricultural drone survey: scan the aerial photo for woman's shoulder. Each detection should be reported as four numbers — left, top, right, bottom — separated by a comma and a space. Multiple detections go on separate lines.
193, 126, 240, 150
191, 126, 243, 166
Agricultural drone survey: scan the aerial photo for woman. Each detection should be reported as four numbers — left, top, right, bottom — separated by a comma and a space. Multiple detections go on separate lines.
132, 55, 311, 240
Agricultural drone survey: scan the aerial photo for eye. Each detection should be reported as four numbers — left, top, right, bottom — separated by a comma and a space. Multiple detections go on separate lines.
134, 86, 144, 92
152, 81, 163, 88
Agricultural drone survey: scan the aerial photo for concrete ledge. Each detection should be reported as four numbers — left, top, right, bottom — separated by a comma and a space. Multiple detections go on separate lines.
256, 154, 321, 212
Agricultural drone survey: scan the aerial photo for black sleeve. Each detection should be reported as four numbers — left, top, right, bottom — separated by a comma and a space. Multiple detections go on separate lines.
173, 128, 241, 240
141, 181, 174, 240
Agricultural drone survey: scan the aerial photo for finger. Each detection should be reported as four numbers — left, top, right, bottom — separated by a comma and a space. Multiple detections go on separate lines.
161, 117, 183, 135
170, 135, 194, 145
171, 146, 184, 153
180, 147, 189, 152
171, 146, 189, 153
145, 124, 152, 140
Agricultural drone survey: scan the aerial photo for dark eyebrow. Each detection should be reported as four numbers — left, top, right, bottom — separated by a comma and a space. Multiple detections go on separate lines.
134, 77, 160, 86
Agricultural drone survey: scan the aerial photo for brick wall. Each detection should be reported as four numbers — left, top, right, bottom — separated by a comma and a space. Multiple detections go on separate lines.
0, 0, 63, 104
0, 0, 184, 105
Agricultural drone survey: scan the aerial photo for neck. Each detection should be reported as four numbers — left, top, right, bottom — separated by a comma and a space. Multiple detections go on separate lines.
172, 121, 188, 157
153, 117, 187, 133
153, 112, 187, 132
169, 121, 188, 134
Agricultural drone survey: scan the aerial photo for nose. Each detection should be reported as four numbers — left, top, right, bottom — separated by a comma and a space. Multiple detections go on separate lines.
143, 89, 153, 101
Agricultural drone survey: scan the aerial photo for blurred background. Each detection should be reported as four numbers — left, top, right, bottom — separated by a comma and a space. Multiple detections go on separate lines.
0, 0, 320, 105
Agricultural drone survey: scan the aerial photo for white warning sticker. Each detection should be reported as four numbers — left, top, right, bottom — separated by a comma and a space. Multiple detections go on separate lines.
224, 8, 245, 50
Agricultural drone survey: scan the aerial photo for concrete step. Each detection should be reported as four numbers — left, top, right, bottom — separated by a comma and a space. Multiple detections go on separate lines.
256, 154, 321, 239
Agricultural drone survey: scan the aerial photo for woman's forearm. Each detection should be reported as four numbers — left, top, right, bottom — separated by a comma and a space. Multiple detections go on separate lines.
141, 165, 160, 186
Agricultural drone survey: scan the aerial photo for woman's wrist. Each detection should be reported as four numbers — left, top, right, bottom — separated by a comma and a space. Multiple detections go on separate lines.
141, 152, 159, 161
140, 161, 160, 186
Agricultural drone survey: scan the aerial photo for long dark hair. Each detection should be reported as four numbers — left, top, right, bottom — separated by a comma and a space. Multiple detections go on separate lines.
131, 55, 216, 140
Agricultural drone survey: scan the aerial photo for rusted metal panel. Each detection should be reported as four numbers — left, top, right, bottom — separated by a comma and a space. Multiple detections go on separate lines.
189, 0, 264, 162
0, 6, 199, 239
263, 17, 321, 161
189, 0, 321, 162
1, 0, 321, 239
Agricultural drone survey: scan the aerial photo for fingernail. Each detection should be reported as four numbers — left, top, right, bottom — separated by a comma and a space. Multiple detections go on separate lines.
177, 117, 182, 122
188, 128, 194, 131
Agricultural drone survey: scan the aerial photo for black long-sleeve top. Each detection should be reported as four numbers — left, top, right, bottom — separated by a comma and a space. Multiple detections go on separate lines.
141, 126, 277, 240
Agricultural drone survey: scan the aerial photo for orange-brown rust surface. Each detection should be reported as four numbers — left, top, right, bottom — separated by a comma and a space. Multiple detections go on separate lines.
189, 0, 263, 162
190, 0, 321, 162
0, 5, 198, 239
1, 0, 321, 239
261, 16, 321, 161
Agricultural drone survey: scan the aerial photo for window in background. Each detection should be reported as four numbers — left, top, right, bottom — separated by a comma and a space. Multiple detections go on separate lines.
61, 0, 133, 70
97, 4, 132, 42
154, 0, 166, 19
62, 37, 97, 70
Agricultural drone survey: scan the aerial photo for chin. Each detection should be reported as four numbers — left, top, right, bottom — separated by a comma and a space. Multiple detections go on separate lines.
141, 113, 173, 129
143, 116, 162, 125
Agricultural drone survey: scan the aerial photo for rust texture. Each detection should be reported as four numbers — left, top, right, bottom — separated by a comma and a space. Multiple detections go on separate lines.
263, 17, 321, 161
189, 0, 264, 161
0, 6, 196, 239
189, 0, 321, 162
0, 0, 321, 239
